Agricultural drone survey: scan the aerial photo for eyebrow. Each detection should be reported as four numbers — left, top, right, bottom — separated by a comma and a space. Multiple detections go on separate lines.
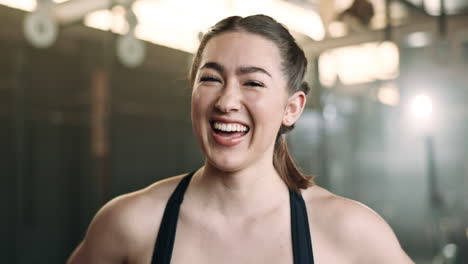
200, 62, 225, 74
238, 66, 272, 78
200, 62, 272, 78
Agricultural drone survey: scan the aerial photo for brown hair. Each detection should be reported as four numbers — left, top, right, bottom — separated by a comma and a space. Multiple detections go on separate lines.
189, 15, 314, 192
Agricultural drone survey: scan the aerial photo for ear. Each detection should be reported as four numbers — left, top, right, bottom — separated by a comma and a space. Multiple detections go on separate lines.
283, 91, 306, 126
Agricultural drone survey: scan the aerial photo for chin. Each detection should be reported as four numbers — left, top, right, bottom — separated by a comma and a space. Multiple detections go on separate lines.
205, 153, 251, 173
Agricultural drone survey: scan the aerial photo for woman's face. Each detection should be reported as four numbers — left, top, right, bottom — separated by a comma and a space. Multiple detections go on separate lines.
191, 31, 292, 172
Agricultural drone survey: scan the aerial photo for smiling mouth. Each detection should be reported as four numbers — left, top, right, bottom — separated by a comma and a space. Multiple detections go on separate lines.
210, 121, 250, 140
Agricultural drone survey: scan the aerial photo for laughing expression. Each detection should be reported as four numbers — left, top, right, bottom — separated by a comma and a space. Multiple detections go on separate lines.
191, 31, 290, 172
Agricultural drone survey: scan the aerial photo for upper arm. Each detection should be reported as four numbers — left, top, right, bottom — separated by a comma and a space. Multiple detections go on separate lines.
66, 175, 186, 264
66, 196, 136, 264
341, 201, 414, 264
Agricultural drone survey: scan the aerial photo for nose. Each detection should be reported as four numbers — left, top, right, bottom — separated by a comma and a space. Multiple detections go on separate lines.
214, 81, 241, 113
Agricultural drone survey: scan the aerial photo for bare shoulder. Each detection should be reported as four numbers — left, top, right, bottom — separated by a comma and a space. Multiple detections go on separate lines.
67, 173, 188, 264
302, 185, 414, 264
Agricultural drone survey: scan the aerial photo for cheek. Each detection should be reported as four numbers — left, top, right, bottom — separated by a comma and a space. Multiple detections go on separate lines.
191, 91, 199, 115
191, 88, 214, 130
191, 89, 206, 116
248, 94, 285, 129
191, 90, 203, 130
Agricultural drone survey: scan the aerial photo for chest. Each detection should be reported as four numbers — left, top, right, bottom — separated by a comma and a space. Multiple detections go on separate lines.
170, 210, 294, 264
130, 237, 350, 264
170, 230, 351, 264
128, 215, 352, 264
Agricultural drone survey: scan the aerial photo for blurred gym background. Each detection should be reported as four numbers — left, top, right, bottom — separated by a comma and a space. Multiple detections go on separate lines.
0, 0, 467, 263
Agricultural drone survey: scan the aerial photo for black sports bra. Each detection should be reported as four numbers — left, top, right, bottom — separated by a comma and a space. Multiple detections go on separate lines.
151, 172, 315, 263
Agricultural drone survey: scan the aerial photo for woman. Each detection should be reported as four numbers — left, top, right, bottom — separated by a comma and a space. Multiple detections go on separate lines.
68, 15, 413, 264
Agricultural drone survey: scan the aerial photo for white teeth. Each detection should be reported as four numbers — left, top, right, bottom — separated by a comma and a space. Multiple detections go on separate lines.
213, 122, 248, 132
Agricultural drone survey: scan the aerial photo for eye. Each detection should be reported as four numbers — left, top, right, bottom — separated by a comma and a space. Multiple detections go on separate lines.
244, 81, 264, 87
199, 75, 222, 83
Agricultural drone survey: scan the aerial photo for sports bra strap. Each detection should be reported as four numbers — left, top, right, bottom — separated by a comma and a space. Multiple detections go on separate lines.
151, 172, 194, 264
290, 190, 315, 263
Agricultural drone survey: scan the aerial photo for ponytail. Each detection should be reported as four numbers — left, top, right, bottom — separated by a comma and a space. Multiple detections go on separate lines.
272, 80, 314, 192
273, 135, 314, 193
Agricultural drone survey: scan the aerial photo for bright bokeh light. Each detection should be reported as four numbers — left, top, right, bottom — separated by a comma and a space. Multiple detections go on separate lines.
375, 41, 400, 79
319, 41, 399, 86
84, 6, 128, 34
442, 243, 457, 259
130, 0, 324, 53
334, 0, 354, 12
411, 94, 433, 120
1, 0, 325, 53
0, 0, 35, 11
406, 31, 432, 48
378, 83, 399, 106
0, 0, 68, 11
424, 0, 441, 16
328, 21, 347, 38
318, 51, 338, 87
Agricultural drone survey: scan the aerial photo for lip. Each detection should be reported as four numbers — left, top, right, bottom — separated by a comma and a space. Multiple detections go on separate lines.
211, 130, 246, 146
209, 117, 250, 147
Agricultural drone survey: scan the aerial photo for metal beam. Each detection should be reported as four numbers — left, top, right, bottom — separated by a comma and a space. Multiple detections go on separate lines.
51, 0, 133, 24
302, 14, 468, 56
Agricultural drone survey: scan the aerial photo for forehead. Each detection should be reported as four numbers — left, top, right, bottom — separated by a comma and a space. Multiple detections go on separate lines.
201, 31, 283, 74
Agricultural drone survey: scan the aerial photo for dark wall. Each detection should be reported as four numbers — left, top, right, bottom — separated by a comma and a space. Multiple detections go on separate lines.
0, 6, 202, 263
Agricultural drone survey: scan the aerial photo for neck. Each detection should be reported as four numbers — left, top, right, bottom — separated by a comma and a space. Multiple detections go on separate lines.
192, 157, 289, 219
